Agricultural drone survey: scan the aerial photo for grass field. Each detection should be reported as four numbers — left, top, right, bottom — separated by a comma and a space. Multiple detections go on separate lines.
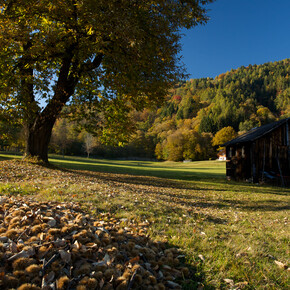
0, 153, 225, 180
0, 153, 289, 289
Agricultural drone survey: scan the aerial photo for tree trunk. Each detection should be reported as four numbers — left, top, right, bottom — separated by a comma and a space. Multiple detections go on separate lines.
25, 116, 56, 163
24, 46, 80, 163
22, 46, 102, 163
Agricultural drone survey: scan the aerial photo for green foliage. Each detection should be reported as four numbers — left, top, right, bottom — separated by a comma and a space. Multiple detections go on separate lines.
0, 120, 24, 151
67, 96, 137, 146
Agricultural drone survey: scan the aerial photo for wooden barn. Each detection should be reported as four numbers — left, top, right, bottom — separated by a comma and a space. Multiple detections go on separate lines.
223, 118, 290, 186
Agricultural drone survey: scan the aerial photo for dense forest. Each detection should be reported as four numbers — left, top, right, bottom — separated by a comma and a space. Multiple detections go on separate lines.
1, 59, 289, 161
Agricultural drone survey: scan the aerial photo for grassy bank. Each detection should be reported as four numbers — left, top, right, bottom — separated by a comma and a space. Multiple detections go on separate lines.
0, 154, 289, 289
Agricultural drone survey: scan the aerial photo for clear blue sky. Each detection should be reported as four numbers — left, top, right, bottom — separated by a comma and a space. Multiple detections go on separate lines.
180, 0, 290, 79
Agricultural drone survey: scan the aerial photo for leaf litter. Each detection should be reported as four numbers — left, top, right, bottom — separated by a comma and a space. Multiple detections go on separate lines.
0, 195, 187, 289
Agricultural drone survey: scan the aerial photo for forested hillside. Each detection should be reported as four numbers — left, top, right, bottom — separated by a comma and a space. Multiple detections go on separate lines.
167, 59, 289, 132
1, 59, 289, 161
144, 59, 290, 160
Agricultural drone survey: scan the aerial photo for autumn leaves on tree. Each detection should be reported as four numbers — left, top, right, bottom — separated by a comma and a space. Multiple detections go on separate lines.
0, 0, 214, 162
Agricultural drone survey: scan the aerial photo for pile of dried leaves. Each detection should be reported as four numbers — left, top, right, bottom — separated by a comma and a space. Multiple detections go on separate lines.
0, 196, 188, 290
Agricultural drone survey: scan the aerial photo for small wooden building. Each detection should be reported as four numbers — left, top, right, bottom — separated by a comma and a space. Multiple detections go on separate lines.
223, 118, 290, 186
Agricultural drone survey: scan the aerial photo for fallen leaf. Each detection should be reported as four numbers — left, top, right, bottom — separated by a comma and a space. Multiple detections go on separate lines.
224, 278, 234, 285
39, 232, 45, 241
99, 278, 104, 289
104, 253, 111, 265
234, 281, 248, 289
47, 219, 57, 227
165, 280, 181, 289
198, 254, 205, 262
10, 240, 18, 253
53, 238, 66, 247
42, 271, 55, 289
275, 260, 287, 269
73, 240, 81, 250
126, 256, 140, 265
92, 261, 107, 267
8, 248, 35, 261
59, 250, 71, 264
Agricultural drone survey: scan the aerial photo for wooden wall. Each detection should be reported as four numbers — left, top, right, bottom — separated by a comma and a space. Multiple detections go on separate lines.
226, 120, 290, 186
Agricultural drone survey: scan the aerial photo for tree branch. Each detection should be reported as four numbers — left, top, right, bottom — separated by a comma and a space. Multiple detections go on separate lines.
81, 53, 104, 73
39, 45, 76, 124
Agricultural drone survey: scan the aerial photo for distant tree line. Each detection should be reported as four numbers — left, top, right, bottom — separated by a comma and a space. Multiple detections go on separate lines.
1, 59, 289, 161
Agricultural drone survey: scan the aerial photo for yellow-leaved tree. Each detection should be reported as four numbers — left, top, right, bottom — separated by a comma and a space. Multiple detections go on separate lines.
212, 126, 237, 150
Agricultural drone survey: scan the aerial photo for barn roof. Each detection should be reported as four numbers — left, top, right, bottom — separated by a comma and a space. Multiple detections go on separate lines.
223, 118, 289, 146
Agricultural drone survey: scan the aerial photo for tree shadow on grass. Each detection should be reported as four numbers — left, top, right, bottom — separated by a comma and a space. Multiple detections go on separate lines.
53, 164, 226, 192
49, 156, 289, 196
147, 187, 290, 213
52, 164, 290, 213
49, 157, 226, 181
2, 155, 287, 213
215, 198, 290, 212
0, 155, 14, 161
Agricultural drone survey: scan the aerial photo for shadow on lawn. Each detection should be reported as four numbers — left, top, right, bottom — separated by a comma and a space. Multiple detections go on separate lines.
154, 186, 289, 212
144, 189, 290, 214
61, 167, 289, 213
0, 155, 15, 161
59, 165, 225, 192
50, 157, 289, 196
1, 154, 287, 212
50, 157, 225, 181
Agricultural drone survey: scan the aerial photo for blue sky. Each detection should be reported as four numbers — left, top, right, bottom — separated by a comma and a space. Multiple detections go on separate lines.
180, 0, 290, 79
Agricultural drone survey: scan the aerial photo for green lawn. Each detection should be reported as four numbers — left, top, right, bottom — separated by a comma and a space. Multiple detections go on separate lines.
50, 155, 226, 180
0, 153, 289, 289
0, 152, 226, 180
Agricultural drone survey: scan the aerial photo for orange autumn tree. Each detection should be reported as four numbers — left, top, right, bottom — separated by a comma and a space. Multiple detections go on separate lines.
0, 0, 214, 163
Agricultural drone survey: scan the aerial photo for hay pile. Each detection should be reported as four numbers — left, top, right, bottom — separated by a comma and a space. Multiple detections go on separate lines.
0, 196, 187, 289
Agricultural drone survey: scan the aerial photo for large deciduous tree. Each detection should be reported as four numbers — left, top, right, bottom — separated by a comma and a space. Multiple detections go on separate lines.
0, 0, 214, 163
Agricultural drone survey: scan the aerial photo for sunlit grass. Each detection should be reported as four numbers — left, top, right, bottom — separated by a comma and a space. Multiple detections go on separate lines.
50, 156, 226, 180
0, 152, 226, 180
0, 153, 289, 289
